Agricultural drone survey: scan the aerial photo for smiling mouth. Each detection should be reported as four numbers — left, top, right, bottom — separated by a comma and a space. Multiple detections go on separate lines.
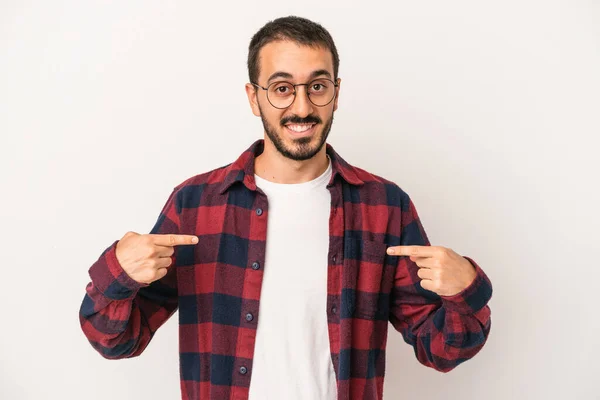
284, 123, 317, 135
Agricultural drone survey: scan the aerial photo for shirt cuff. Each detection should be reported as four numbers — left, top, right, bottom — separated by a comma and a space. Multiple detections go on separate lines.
439, 256, 493, 315
88, 239, 148, 300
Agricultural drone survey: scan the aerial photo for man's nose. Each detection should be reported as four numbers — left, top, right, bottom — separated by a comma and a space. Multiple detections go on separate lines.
288, 85, 314, 117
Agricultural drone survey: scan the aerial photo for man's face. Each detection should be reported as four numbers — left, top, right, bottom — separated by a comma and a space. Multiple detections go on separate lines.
245, 40, 341, 161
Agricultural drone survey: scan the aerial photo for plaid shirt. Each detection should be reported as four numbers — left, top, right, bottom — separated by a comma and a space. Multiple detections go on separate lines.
80, 139, 493, 400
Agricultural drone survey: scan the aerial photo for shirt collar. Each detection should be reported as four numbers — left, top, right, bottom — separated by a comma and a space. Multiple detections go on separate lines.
218, 139, 364, 195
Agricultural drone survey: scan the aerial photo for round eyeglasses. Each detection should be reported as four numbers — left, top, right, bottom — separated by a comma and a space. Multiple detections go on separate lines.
251, 78, 339, 109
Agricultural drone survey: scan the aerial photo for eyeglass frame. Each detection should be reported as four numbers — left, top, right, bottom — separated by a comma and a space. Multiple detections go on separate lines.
250, 78, 340, 109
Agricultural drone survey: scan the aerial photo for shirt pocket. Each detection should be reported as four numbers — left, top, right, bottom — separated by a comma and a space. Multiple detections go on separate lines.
344, 238, 389, 320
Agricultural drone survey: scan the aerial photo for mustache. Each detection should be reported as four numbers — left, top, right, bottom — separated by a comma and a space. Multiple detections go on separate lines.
281, 115, 321, 125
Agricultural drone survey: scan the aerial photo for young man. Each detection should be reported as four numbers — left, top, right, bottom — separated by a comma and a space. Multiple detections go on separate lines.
80, 16, 493, 400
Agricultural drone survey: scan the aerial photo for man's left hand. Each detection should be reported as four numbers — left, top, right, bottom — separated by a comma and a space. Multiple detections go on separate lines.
386, 245, 477, 297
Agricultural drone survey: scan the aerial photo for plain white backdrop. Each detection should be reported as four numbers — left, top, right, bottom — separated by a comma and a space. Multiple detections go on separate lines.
1, 1, 599, 399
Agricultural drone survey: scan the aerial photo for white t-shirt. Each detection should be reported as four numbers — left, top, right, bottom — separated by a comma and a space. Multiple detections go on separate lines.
248, 157, 336, 400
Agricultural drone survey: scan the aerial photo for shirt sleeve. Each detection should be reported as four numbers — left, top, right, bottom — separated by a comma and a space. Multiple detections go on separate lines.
388, 195, 493, 372
78, 187, 182, 359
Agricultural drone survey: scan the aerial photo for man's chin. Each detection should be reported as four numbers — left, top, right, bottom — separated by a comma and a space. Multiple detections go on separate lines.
262, 119, 330, 161
287, 142, 326, 161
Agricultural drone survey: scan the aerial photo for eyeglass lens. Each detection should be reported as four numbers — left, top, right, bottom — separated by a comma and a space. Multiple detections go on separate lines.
267, 79, 336, 108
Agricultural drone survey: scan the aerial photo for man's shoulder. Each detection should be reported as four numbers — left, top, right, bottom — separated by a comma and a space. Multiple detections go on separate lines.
351, 165, 410, 209
353, 164, 394, 186
171, 163, 233, 194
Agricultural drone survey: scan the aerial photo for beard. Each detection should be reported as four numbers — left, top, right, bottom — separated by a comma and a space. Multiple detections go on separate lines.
257, 100, 334, 161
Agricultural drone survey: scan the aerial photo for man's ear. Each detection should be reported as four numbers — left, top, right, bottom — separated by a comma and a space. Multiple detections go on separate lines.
333, 78, 341, 112
245, 83, 261, 117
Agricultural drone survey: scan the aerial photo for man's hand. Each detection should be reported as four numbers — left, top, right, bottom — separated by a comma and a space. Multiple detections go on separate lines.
115, 231, 198, 284
386, 245, 477, 297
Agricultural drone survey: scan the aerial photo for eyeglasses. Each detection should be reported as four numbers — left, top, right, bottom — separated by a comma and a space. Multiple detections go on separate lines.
251, 78, 339, 109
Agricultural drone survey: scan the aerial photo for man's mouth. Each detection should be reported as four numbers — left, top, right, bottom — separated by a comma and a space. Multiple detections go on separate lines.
284, 123, 317, 134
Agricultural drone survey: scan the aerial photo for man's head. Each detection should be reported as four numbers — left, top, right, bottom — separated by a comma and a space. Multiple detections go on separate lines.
245, 16, 341, 161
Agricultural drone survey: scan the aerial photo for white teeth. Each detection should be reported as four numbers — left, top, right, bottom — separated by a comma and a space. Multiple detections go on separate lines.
286, 124, 314, 132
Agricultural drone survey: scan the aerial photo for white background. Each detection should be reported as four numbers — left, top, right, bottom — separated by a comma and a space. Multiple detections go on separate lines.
1, 1, 599, 399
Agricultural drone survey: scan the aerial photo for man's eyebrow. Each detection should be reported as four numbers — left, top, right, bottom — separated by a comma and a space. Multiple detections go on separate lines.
266, 69, 332, 84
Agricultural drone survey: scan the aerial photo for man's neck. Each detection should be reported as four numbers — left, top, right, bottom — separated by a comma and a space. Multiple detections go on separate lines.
254, 138, 329, 184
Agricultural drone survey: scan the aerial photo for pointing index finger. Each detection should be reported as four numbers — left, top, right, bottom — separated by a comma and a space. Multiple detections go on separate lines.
387, 245, 435, 257
149, 234, 199, 246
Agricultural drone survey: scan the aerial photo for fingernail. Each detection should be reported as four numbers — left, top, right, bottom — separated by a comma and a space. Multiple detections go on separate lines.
192, 237, 198, 243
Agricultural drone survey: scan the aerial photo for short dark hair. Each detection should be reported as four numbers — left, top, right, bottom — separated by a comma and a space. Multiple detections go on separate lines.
247, 16, 340, 85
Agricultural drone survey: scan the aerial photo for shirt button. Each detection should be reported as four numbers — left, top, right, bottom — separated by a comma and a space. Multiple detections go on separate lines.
251, 262, 260, 270
239, 366, 247, 375
245, 313, 253, 322
332, 255, 337, 263
256, 208, 263, 216
332, 306, 337, 315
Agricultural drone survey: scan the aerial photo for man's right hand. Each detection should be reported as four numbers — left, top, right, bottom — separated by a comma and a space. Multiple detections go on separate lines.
115, 231, 198, 284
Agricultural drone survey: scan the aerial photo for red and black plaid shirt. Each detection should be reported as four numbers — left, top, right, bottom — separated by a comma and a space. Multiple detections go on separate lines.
80, 139, 493, 400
